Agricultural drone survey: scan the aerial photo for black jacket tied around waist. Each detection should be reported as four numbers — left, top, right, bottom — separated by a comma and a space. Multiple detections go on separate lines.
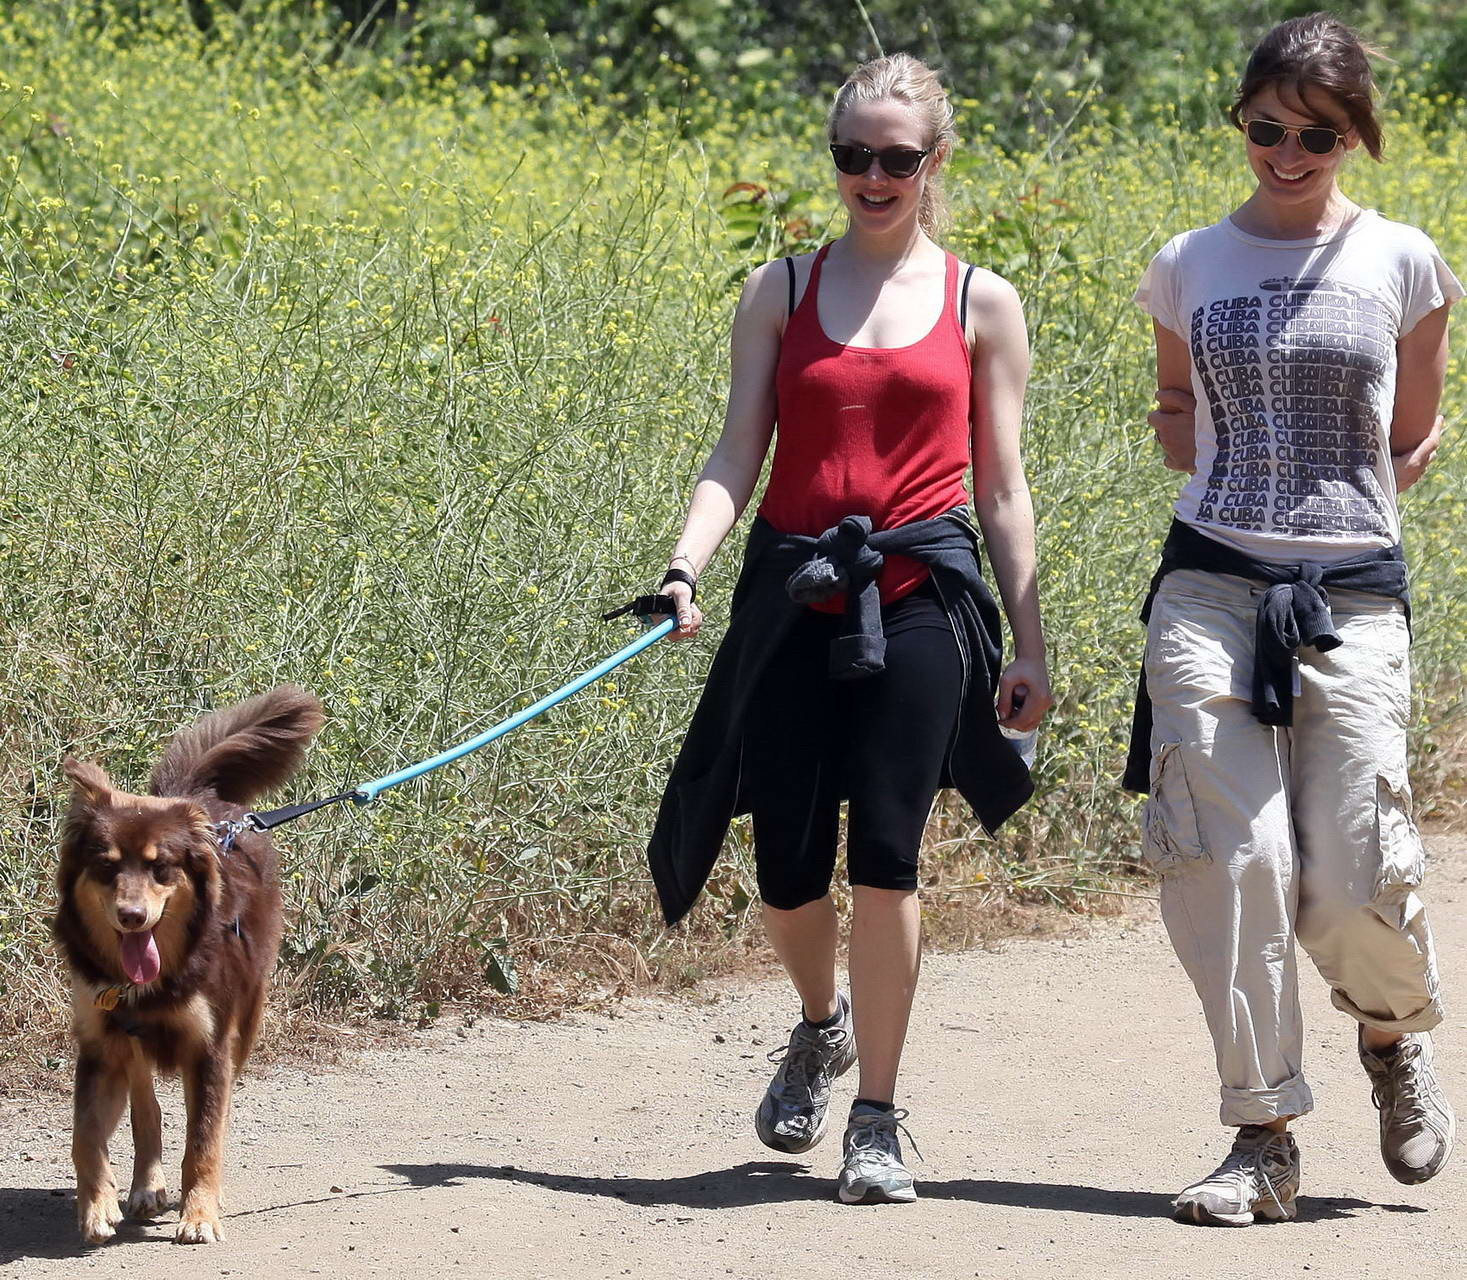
1124, 519, 1410, 794
647, 508, 1034, 927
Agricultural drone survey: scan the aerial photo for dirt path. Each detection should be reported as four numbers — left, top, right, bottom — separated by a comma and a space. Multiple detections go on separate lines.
4, 838, 1465, 1280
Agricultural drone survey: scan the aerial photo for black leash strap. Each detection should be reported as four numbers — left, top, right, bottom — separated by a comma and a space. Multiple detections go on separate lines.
601, 592, 678, 623
243, 790, 361, 832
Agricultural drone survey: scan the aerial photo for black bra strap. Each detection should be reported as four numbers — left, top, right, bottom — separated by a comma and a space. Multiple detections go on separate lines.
958, 262, 977, 331
785, 256, 796, 318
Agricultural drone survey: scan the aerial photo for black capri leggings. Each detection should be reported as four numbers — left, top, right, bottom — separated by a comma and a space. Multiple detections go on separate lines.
743, 579, 962, 909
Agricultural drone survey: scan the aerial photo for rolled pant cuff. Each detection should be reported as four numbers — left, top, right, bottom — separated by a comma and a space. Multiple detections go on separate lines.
1332, 989, 1444, 1035
1219, 1077, 1314, 1127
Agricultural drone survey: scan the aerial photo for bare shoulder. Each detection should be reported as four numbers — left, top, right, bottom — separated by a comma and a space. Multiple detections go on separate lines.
958, 265, 1026, 363
959, 264, 1024, 321
737, 257, 791, 319
740, 250, 820, 329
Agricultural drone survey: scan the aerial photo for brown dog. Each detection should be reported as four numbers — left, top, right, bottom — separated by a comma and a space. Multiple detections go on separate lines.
54, 685, 324, 1245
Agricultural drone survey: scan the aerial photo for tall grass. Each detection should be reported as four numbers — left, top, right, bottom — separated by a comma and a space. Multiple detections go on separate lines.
2, 7, 1465, 1050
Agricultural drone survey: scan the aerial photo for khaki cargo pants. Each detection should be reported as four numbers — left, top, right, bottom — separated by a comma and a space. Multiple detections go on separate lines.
1143, 569, 1441, 1126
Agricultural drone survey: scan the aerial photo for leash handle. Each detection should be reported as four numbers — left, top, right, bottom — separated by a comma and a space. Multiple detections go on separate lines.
243, 792, 361, 831
351, 617, 677, 804
601, 592, 678, 622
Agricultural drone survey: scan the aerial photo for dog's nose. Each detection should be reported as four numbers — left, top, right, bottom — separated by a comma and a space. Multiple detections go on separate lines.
116, 905, 148, 929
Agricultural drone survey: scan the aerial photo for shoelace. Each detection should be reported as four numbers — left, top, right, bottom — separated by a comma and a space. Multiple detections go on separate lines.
766, 1023, 849, 1091
1210, 1131, 1292, 1217
1372, 1041, 1429, 1117
847, 1107, 923, 1163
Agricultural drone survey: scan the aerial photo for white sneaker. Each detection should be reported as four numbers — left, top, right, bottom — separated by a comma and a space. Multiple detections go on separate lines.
1360, 1029, 1455, 1185
1173, 1126, 1299, 1226
836, 1104, 918, 1204
754, 994, 857, 1154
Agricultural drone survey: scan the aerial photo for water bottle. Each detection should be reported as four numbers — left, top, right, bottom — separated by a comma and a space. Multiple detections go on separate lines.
999, 683, 1037, 770
998, 722, 1038, 770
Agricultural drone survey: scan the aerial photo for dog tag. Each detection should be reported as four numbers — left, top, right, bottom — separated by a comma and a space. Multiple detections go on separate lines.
94, 986, 123, 1011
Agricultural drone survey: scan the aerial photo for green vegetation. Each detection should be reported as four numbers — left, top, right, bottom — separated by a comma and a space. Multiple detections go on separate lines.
1, 4, 1464, 1048
193, 1, 1467, 140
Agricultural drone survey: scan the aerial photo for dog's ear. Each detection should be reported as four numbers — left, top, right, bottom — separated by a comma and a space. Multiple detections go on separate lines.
63, 758, 114, 808
179, 805, 221, 876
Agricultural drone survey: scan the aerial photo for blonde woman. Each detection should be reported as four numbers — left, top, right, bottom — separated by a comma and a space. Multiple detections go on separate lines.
645, 54, 1050, 1203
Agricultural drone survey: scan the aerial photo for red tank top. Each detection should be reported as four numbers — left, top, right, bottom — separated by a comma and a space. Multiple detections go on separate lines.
758, 244, 973, 611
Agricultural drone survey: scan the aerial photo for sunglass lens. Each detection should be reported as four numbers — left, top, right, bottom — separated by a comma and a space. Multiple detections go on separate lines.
1245, 120, 1286, 147
881, 149, 925, 178
1299, 128, 1340, 154
830, 145, 927, 177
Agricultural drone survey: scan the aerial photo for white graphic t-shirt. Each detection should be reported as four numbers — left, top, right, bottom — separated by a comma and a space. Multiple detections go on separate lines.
1135, 210, 1463, 563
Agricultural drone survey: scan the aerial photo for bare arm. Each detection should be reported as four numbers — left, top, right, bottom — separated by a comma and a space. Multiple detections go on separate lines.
1149, 320, 1197, 473
659, 261, 785, 638
967, 270, 1053, 732
1391, 302, 1451, 493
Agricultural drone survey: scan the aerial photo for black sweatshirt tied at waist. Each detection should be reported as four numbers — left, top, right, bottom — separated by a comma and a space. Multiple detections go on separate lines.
647, 508, 1034, 926
1124, 519, 1410, 793
777, 512, 990, 679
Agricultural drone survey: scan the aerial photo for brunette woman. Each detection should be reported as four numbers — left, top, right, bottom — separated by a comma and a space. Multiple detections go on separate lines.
1132, 12, 1459, 1225
645, 53, 1051, 1203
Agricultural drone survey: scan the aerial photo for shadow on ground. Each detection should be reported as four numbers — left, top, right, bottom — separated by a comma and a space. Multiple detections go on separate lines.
918, 1179, 1425, 1224
0, 1187, 179, 1265
379, 1163, 1422, 1223
382, 1160, 831, 1208
0, 1165, 1427, 1264
0, 1187, 82, 1265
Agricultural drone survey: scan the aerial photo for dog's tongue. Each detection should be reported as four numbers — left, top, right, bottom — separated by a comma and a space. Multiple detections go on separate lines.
118, 930, 160, 985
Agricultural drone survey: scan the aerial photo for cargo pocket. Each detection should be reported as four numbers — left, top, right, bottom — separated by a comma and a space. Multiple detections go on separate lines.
1141, 740, 1210, 873
1374, 772, 1426, 905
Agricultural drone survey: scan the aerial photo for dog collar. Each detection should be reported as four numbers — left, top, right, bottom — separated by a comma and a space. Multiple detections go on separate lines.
214, 819, 248, 856
93, 984, 132, 1011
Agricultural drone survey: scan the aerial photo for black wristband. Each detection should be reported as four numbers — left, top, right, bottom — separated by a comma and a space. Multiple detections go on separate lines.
660, 567, 697, 603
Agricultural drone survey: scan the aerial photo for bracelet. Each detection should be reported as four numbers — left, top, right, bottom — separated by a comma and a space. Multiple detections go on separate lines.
668, 553, 696, 571
660, 567, 697, 603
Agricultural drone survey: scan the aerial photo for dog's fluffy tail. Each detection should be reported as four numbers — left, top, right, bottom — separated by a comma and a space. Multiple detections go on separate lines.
150, 685, 326, 805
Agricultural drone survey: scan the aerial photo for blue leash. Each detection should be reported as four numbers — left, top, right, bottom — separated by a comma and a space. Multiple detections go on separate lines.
353, 617, 675, 802
227, 610, 677, 837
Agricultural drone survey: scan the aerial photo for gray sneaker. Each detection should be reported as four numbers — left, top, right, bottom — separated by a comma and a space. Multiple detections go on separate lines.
755, 994, 857, 1154
837, 1104, 918, 1204
1173, 1126, 1300, 1226
1360, 1029, 1455, 1185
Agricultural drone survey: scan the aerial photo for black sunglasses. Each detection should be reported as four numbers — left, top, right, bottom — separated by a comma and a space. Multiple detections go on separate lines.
829, 143, 933, 179
1241, 117, 1347, 155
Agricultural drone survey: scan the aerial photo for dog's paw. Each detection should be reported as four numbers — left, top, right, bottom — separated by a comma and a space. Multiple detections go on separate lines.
78, 1197, 123, 1245
174, 1213, 224, 1245
126, 1185, 170, 1219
